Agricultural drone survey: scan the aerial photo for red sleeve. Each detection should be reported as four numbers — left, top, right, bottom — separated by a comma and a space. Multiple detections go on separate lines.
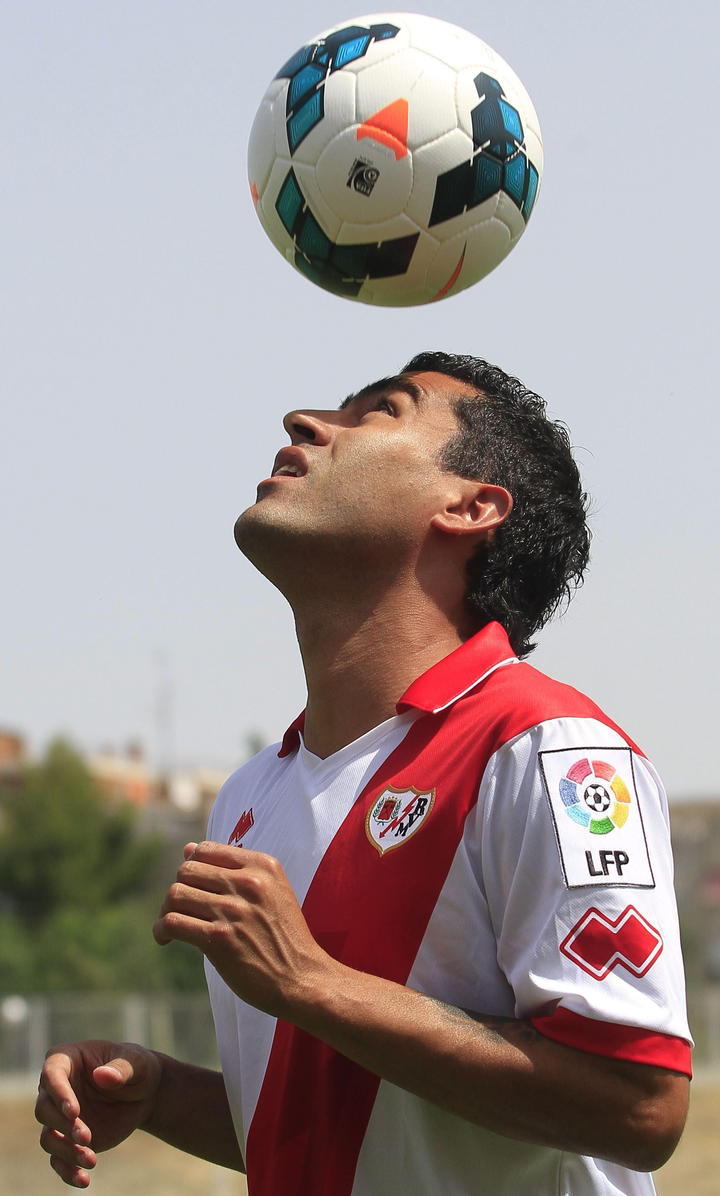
531, 1006, 692, 1076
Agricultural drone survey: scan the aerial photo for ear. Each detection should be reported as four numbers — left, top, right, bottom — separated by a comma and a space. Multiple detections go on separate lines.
431, 482, 513, 539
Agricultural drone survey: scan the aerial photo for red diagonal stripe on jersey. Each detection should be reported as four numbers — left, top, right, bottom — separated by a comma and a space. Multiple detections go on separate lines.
245, 652, 646, 1196
560, 906, 663, 981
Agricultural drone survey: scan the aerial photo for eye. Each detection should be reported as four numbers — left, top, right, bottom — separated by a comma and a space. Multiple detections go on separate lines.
371, 396, 396, 415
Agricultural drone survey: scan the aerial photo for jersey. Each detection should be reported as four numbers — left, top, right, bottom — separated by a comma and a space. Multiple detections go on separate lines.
204, 622, 691, 1196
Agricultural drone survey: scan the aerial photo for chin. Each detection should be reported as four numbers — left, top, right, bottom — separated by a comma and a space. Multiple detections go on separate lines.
233, 502, 268, 554
233, 501, 303, 574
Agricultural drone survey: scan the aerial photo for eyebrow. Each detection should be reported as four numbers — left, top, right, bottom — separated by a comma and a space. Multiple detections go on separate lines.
339, 375, 426, 411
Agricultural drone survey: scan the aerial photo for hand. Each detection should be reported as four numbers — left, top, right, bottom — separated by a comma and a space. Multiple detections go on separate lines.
35, 1040, 162, 1187
153, 841, 335, 1017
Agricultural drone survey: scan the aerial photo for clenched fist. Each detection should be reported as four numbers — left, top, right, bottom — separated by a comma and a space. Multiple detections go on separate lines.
153, 841, 338, 1018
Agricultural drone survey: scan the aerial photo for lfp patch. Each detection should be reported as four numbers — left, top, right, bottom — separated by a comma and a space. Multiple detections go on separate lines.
539, 746, 654, 889
365, 786, 435, 855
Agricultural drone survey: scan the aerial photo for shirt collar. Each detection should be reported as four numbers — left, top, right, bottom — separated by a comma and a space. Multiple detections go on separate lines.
278, 622, 518, 757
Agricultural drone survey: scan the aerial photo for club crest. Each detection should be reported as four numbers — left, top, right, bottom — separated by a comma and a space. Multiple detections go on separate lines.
365, 785, 435, 855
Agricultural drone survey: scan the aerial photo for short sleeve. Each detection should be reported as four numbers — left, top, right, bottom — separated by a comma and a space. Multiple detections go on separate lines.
479, 717, 692, 1075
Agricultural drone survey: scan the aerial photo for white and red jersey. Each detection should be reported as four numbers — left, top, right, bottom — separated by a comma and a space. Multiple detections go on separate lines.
205, 622, 691, 1196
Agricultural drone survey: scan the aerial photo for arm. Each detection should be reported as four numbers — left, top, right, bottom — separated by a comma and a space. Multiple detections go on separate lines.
36, 1040, 243, 1188
142, 1052, 243, 1169
155, 842, 688, 1173
282, 963, 688, 1172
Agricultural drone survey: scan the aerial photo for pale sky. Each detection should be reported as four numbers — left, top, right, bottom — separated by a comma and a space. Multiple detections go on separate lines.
2, 1, 718, 797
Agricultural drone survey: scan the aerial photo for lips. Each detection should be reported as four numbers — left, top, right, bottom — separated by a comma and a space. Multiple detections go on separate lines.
270, 446, 308, 479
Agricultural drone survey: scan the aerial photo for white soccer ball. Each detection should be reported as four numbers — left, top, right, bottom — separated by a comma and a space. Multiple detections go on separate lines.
248, 12, 543, 306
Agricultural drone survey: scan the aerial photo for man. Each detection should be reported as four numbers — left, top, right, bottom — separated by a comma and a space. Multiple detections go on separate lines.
36, 352, 691, 1194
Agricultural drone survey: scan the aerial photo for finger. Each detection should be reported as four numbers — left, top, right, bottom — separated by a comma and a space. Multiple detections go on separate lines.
153, 910, 219, 948
40, 1052, 81, 1122
175, 860, 239, 894
90, 1054, 139, 1093
160, 882, 227, 921
35, 1089, 75, 1135
35, 1097, 92, 1149
189, 841, 269, 870
40, 1126, 97, 1171
49, 1154, 91, 1189
183, 842, 198, 860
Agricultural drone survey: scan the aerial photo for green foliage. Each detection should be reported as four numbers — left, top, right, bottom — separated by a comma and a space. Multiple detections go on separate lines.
0, 739, 206, 994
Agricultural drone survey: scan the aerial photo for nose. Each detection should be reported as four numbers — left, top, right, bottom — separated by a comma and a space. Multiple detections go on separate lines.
282, 408, 339, 445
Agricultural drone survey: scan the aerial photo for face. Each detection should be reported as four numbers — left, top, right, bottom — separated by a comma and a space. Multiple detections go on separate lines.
234, 371, 478, 576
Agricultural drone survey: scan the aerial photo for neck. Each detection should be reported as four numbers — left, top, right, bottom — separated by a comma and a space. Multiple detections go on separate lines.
293, 584, 467, 758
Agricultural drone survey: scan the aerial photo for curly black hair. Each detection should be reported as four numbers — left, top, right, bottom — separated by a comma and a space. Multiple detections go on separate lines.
402, 351, 591, 657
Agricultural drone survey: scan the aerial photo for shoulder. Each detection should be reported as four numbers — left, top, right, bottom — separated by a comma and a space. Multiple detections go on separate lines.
475, 660, 644, 757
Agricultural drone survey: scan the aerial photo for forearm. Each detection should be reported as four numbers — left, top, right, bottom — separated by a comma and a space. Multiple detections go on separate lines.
286, 962, 687, 1172
143, 1053, 244, 1172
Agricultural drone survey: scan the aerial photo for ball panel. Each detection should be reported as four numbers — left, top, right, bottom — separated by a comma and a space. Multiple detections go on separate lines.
355, 50, 424, 120
428, 217, 513, 297
280, 69, 357, 167
404, 55, 461, 148
404, 13, 498, 72
493, 190, 529, 243
292, 161, 345, 240
247, 98, 278, 202
317, 129, 413, 224
406, 129, 474, 232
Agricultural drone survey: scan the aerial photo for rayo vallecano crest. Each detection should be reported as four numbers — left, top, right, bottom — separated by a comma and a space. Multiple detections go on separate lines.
365, 785, 435, 855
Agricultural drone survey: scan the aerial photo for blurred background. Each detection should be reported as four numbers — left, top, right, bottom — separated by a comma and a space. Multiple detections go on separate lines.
2, 1, 718, 1191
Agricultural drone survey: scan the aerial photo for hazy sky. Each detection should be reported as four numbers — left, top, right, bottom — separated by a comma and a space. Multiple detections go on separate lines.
2, 1, 718, 797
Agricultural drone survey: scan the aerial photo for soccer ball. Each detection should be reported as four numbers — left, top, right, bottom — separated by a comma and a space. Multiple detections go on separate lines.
248, 12, 543, 306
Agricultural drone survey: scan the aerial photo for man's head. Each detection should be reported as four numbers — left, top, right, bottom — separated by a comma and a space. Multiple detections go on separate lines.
234, 352, 590, 656
403, 350, 591, 656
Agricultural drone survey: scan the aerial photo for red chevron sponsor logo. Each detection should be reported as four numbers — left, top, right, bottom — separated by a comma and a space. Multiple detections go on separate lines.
560, 905, 663, 980
228, 808, 254, 846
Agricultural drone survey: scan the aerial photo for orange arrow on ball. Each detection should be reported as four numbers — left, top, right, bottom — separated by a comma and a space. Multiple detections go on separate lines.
357, 98, 409, 160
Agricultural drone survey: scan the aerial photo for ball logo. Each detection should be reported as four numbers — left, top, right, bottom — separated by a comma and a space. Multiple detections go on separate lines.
560, 758, 631, 835
346, 158, 380, 196
365, 785, 435, 855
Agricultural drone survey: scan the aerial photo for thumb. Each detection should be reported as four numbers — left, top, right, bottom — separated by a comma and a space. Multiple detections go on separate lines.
92, 1050, 153, 1100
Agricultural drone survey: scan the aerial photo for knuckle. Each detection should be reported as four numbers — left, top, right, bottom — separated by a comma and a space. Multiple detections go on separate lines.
261, 852, 282, 877
211, 919, 232, 944
239, 872, 265, 900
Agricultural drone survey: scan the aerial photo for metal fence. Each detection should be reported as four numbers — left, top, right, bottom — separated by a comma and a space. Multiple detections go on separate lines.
0, 992, 219, 1079
2, 987, 719, 1081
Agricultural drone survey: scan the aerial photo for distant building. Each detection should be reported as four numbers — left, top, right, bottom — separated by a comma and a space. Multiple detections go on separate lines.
89, 743, 155, 806
87, 744, 228, 815
0, 729, 26, 787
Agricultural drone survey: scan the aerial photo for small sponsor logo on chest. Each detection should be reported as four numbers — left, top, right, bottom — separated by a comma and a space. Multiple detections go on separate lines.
365, 786, 435, 855
228, 808, 254, 846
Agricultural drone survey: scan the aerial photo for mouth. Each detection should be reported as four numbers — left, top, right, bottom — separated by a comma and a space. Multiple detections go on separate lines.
257, 446, 309, 489
269, 447, 309, 480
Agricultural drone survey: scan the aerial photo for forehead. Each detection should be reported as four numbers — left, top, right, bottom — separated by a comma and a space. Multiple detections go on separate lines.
342, 370, 477, 412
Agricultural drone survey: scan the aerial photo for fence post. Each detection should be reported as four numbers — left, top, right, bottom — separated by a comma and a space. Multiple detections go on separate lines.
122, 995, 148, 1046
27, 997, 50, 1072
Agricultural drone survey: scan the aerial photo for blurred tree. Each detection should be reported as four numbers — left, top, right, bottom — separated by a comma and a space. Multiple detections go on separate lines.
0, 739, 205, 992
